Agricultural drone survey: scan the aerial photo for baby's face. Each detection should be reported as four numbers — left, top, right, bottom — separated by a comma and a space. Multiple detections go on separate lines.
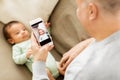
39, 29, 45, 35
7, 23, 30, 44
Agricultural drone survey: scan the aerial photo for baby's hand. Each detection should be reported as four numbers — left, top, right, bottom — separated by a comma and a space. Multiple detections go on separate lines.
44, 22, 50, 28
26, 48, 32, 59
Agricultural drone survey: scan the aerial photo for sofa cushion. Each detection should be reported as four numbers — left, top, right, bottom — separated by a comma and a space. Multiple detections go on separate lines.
50, 0, 90, 60
0, 0, 59, 28
0, 22, 32, 80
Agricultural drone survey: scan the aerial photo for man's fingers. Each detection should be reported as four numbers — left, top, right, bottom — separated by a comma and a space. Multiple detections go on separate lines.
47, 44, 54, 51
31, 33, 41, 48
42, 43, 54, 51
31, 33, 37, 45
59, 57, 67, 66
62, 58, 71, 70
59, 56, 69, 70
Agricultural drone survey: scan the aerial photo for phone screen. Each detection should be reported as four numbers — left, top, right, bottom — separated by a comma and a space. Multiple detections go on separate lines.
31, 21, 52, 46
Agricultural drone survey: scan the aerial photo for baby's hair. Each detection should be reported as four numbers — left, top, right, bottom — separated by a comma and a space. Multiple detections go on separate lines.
3, 21, 21, 40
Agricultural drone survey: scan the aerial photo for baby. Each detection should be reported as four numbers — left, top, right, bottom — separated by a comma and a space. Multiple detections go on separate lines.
3, 21, 59, 80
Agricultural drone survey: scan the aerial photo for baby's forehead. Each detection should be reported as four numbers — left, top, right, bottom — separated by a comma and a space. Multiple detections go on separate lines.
7, 23, 25, 31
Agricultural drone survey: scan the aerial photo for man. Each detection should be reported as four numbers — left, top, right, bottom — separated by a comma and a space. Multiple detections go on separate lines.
59, 0, 120, 78
32, 0, 120, 80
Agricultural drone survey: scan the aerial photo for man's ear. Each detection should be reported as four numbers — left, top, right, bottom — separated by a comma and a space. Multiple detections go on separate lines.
88, 3, 98, 20
8, 38, 15, 44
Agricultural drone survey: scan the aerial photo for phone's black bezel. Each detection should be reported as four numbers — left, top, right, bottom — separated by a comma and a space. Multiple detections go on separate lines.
40, 37, 52, 46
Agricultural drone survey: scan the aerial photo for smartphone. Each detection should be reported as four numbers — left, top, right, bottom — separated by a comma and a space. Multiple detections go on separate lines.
29, 18, 53, 46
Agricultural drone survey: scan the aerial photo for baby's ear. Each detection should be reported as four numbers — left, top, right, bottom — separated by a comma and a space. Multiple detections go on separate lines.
8, 38, 15, 44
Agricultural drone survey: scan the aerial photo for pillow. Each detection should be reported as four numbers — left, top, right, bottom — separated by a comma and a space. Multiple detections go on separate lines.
0, 0, 59, 27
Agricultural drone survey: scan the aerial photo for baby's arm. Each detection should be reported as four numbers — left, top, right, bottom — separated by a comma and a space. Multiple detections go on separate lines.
12, 45, 29, 64
26, 48, 32, 59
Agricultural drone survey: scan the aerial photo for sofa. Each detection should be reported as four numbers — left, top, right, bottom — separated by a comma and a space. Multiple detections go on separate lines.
0, 0, 89, 80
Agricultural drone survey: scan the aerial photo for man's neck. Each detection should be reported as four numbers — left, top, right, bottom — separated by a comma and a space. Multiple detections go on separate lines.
94, 26, 120, 41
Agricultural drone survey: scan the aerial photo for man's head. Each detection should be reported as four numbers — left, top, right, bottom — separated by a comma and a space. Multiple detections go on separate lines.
76, 0, 120, 41
3, 21, 30, 45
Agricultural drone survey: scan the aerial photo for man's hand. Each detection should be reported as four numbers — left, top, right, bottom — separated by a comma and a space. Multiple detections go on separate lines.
58, 46, 81, 75
31, 33, 54, 61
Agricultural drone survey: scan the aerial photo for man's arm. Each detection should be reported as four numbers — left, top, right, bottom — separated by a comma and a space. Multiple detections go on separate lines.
32, 61, 49, 80
31, 33, 53, 80
58, 38, 95, 75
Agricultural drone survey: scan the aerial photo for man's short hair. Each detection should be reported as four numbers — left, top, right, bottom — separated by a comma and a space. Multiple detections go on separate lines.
90, 0, 120, 13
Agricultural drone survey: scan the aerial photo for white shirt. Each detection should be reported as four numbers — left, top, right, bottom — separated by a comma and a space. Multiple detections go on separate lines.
65, 30, 120, 80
